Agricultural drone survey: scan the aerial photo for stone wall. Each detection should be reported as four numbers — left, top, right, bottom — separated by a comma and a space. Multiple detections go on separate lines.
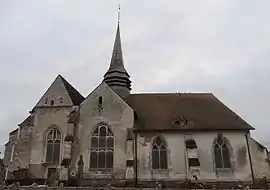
248, 136, 270, 179
29, 106, 72, 179
75, 82, 134, 179
136, 131, 253, 181
2, 180, 270, 190
2, 186, 270, 190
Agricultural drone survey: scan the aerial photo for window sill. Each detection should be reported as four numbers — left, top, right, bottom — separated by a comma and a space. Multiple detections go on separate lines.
85, 169, 114, 179
216, 168, 232, 172
88, 169, 113, 173
152, 169, 169, 175
41, 162, 59, 166
216, 168, 234, 177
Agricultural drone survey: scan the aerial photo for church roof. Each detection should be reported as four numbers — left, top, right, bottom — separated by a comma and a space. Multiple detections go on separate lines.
59, 75, 85, 105
34, 75, 85, 108
125, 93, 254, 131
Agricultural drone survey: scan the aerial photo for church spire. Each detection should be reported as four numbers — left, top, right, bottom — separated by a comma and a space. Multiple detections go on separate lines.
118, 4, 120, 25
103, 6, 131, 98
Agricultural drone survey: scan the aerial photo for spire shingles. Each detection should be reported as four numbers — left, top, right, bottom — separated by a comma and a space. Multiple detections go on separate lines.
103, 23, 131, 98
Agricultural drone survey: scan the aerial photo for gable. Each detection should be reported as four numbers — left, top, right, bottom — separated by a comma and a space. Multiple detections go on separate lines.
80, 82, 133, 121
34, 75, 84, 108
60, 76, 85, 105
124, 93, 254, 131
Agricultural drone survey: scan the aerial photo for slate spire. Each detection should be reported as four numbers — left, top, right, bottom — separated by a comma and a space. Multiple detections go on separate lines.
103, 11, 131, 98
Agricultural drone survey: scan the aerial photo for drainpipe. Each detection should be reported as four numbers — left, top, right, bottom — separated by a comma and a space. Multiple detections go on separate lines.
245, 132, 255, 184
134, 131, 138, 187
184, 142, 188, 180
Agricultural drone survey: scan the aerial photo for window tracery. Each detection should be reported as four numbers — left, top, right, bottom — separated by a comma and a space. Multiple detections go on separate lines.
151, 136, 168, 170
90, 125, 114, 169
46, 128, 61, 163
214, 134, 231, 169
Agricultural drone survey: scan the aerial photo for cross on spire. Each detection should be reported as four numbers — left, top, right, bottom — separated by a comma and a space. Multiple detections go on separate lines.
118, 4, 120, 24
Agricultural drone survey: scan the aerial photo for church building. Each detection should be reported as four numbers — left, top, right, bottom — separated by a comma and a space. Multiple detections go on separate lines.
3, 22, 270, 187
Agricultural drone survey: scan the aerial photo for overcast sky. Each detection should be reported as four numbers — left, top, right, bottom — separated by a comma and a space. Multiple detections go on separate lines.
0, 0, 270, 154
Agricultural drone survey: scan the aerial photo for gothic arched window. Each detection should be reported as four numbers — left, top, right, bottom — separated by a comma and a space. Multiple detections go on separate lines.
152, 136, 168, 169
90, 125, 113, 169
214, 134, 231, 169
46, 128, 61, 163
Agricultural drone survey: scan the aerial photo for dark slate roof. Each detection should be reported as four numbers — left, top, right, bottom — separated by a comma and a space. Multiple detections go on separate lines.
59, 75, 85, 105
124, 93, 254, 131
104, 24, 129, 76
103, 24, 131, 96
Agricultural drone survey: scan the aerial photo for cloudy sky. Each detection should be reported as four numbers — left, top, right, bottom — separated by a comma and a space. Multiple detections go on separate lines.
0, 0, 270, 153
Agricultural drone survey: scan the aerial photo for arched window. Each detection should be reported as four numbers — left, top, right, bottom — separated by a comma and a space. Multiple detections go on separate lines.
46, 128, 61, 163
214, 134, 231, 169
152, 136, 168, 169
90, 125, 113, 169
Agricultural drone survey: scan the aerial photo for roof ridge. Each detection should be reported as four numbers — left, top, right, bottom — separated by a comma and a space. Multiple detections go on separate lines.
58, 75, 85, 105
211, 95, 254, 130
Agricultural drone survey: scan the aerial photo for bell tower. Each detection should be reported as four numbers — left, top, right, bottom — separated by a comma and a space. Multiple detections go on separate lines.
103, 8, 131, 98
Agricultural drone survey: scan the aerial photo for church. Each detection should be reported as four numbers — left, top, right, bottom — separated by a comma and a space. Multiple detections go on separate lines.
3, 22, 270, 187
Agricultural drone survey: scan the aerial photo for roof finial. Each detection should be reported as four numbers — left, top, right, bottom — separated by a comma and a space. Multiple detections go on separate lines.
118, 4, 120, 24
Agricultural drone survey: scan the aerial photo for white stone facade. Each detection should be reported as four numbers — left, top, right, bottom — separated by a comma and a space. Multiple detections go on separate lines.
136, 132, 255, 182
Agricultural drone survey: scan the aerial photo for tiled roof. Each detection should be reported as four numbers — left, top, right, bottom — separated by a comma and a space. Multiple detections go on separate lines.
59, 75, 85, 105
125, 93, 254, 131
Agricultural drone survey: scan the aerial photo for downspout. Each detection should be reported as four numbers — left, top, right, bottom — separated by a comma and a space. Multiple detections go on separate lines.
245, 132, 255, 184
183, 139, 188, 181
184, 147, 188, 180
134, 131, 138, 187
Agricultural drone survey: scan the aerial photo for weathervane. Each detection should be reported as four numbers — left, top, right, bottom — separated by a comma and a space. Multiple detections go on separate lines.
118, 4, 120, 24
